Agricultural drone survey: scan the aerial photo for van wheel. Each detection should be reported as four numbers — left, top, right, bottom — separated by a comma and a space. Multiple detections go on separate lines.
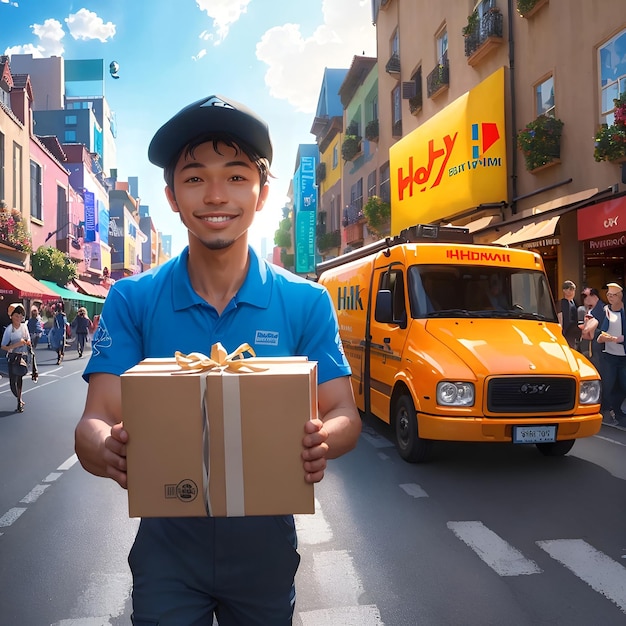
536, 439, 575, 456
394, 394, 431, 463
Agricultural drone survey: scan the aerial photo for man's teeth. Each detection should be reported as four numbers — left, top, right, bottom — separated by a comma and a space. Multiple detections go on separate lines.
204, 216, 232, 222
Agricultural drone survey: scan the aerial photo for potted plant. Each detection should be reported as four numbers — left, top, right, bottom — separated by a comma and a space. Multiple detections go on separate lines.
365, 119, 379, 142
462, 10, 479, 36
517, 115, 564, 171
594, 93, 626, 163
363, 195, 391, 236
342, 134, 361, 161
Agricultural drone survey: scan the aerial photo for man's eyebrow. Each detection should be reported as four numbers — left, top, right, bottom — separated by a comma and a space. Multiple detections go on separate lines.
178, 159, 253, 172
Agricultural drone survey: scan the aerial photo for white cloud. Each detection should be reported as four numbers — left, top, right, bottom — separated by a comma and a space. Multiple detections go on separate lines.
192, 49, 208, 61
195, 0, 251, 44
4, 18, 65, 57
65, 8, 116, 42
255, 0, 376, 114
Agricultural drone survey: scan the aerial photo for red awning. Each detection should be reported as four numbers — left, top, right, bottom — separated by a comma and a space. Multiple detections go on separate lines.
0, 268, 59, 301
73, 278, 109, 299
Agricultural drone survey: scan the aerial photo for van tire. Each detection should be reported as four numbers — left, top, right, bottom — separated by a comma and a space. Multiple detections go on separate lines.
394, 394, 431, 463
535, 439, 575, 456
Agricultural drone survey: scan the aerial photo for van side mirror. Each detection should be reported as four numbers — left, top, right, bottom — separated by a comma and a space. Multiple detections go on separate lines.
375, 290, 394, 323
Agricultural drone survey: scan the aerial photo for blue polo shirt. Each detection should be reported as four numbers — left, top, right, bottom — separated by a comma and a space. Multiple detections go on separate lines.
84, 246, 350, 383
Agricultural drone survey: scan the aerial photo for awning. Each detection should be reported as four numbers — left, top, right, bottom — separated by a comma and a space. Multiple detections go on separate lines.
492, 215, 561, 246
453, 214, 501, 234
0, 268, 59, 301
73, 278, 109, 299
40, 280, 105, 304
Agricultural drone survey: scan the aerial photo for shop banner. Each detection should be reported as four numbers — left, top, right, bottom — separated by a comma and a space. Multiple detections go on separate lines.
577, 196, 626, 240
390, 66, 507, 234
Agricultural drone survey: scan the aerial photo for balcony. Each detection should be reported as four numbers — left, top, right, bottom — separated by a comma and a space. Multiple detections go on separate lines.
464, 9, 504, 66
517, 0, 549, 18
385, 53, 401, 75
345, 223, 364, 246
317, 229, 341, 252
426, 57, 450, 99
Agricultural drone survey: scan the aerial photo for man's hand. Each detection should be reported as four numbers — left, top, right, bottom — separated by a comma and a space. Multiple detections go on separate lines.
302, 418, 329, 484
105, 422, 129, 489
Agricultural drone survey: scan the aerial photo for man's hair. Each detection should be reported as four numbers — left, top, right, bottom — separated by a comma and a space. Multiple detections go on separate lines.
583, 287, 600, 297
163, 133, 271, 197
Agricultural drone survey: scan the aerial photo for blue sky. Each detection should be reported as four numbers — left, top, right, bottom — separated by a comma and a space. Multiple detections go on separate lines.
1, 0, 376, 256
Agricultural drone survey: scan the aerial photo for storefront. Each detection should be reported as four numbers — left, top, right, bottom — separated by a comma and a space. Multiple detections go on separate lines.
577, 194, 626, 289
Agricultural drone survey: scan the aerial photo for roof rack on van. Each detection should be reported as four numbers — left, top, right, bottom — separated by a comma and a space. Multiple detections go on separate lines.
316, 223, 473, 275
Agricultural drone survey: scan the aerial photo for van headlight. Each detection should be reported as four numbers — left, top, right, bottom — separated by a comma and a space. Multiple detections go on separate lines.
580, 380, 601, 405
437, 382, 475, 406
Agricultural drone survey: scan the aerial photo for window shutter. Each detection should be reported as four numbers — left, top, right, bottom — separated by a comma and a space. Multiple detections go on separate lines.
402, 82, 416, 99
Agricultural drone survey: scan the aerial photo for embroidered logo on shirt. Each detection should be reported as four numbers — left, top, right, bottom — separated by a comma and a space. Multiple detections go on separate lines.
91, 317, 112, 356
254, 330, 279, 346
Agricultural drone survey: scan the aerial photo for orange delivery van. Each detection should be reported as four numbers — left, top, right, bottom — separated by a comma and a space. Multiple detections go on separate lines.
317, 224, 602, 462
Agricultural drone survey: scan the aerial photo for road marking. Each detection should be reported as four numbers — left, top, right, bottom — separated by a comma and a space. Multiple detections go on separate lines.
447, 521, 542, 576
377, 452, 390, 460
58, 454, 78, 471
0, 507, 27, 527
538, 539, 626, 613
300, 605, 384, 625
0, 454, 79, 536
51, 571, 133, 626
20, 483, 51, 503
400, 483, 428, 498
295, 499, 333, 545
44, 472, 63, 482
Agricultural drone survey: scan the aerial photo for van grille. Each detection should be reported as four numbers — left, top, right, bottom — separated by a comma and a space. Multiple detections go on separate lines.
487, 377, 576, 414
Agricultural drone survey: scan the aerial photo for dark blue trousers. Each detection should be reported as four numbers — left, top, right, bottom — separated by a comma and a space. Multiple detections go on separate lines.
129, 516, 300, 625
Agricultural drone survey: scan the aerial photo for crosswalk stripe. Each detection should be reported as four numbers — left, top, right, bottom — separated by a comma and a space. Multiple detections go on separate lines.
537, 539, 626, 613
399, 483, 428, 498
295, 499, 333, 545
448, 521, 542, 576
299, 605, 384, 625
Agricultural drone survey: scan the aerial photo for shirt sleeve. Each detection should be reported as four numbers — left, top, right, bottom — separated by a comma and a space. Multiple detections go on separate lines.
82, 282, 144, 381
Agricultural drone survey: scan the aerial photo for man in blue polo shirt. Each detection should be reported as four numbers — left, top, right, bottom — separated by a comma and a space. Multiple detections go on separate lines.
75, 95, 361, 625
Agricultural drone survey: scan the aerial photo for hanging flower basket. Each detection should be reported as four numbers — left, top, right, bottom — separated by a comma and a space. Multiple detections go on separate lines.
517, 115, 564, 171
594, 93, 626, 163
342, 135, 362, 161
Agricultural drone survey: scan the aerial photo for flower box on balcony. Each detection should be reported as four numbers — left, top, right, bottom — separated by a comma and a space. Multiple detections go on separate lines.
517, 0, 549, 18
530, 158, 561, 174
594, 94, 626, 163
517, 115, 563, 172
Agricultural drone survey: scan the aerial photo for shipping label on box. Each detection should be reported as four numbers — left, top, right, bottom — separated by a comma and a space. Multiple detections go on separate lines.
121, 353, 317, 518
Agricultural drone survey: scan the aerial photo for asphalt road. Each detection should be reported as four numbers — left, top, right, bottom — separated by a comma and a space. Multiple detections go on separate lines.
1, 347, 626, 625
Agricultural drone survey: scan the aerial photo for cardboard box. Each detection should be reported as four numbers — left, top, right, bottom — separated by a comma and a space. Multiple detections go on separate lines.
121, 356, 317, 517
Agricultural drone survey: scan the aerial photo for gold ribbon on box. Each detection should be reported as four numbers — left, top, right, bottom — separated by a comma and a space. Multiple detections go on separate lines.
174, 342, 268, 374
174, 342, 267, 516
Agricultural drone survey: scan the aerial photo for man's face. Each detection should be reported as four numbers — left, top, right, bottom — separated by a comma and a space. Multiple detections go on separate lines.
165, 141, 268, 251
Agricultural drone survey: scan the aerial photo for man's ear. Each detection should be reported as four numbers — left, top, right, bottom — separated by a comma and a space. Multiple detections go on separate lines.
255, 183, 269, 213
165, 185, 179, 213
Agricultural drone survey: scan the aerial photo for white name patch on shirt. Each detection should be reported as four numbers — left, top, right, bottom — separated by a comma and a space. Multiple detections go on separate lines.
254, 330, 279, 346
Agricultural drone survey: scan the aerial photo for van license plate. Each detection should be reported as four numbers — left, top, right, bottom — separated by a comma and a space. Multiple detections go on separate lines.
512, 425, 556, 444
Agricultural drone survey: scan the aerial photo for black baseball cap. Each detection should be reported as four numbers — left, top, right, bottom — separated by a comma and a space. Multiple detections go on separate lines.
148, 95, 273, 168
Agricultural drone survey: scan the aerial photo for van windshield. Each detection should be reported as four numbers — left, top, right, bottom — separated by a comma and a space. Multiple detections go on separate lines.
407, 265, 558, 321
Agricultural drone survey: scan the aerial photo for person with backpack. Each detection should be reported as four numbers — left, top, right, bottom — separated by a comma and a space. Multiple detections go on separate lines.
71, 307, 92, 358
27, 306, 44, 350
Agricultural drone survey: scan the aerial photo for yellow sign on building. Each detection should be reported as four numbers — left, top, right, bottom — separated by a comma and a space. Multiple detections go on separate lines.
390, 66, 507, 234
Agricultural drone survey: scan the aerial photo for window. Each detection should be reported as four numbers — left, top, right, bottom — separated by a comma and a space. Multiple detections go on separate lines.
30, 160, 42, 220
535, 76, 555, 117
599, 30, 626, 124
437, 28, 448, 65
332, 144, 338, 169
350, 178, 363, 211
392, 85, 402, 136
65, 115, 78, 125
379, 162, 390, 203
12, 143, 22, 213
391, 28, 399, 56
367, 170, 377, 198
65, 130, 77, 142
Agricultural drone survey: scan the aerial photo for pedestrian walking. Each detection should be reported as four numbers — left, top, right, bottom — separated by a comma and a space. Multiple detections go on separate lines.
70, 307, 92, 357
558, 280, 580, 349
74, 94, 362, 624
49, 302, 67, 365
597, 283, 626, 426
2, 303, 31, 412
27, 305, 44, 350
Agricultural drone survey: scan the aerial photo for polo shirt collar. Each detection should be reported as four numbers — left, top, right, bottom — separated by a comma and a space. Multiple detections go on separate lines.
172, 246, 272, 312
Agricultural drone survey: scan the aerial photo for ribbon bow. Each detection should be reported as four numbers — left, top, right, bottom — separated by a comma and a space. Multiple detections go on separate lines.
174, 342, 267, 373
